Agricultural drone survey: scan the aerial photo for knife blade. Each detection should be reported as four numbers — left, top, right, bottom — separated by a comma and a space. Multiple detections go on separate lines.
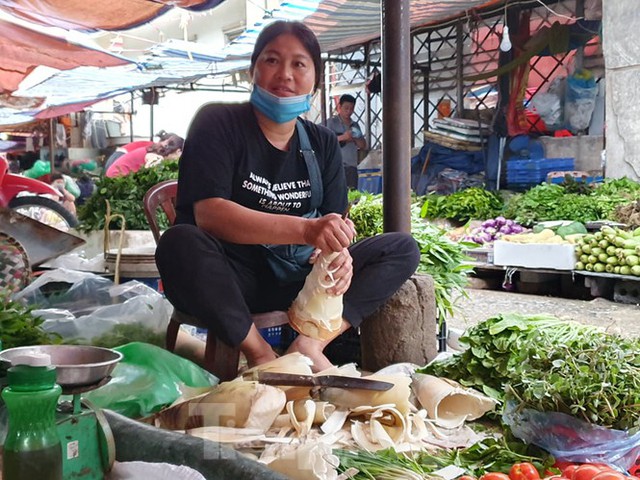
256, 372, 393, 391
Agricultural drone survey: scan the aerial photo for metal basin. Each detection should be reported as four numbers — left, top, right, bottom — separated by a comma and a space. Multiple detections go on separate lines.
0, 345, 123, 388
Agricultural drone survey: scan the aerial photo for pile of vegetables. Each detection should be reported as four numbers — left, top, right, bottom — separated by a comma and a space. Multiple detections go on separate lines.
420, 187, 504, 223
421, 313, 640, 430
575, 226, 640, 275
77, 161, 179, 232
503, 179, 640, 226
463, 216, 527, 245
335, 436, 553, 479
350, 195, 473, 322
0, 296, 61, 349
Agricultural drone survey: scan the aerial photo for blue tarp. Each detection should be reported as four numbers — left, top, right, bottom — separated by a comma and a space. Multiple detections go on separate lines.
411, 142, 485, 195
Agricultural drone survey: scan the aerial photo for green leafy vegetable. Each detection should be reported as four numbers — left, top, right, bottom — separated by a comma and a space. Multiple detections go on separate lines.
421, 313, 640, 430
420, 187, 504, 223
350, 196, 473, 324
335, 435, 553, 479
89, 323, 165, 348
0, 297, 62, 349
77, 161, 179, 232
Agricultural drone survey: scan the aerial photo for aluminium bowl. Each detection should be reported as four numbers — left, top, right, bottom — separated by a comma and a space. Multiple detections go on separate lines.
0, 345, 123, 388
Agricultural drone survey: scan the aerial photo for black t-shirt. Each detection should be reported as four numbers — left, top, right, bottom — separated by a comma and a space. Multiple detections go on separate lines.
176, 102, 347, 225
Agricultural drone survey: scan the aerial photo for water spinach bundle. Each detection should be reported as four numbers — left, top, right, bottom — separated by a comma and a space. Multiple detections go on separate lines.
422, 313, 640, 430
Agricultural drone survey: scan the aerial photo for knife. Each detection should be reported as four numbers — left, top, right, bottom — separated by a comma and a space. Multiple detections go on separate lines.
256, 372, 393, 391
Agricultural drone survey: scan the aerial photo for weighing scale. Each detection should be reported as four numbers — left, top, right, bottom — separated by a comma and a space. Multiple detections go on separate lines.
0, 345, 121, 480
56, 377, 116, 479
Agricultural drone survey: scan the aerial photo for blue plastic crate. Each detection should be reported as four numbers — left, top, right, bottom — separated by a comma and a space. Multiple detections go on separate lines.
506, 157, 574, 186
259, 326, 284, 348
549, 175, 604, 184
358, 168, 382, 194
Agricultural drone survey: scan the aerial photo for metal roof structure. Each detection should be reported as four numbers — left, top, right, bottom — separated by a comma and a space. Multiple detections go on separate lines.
0, 0, 506, 127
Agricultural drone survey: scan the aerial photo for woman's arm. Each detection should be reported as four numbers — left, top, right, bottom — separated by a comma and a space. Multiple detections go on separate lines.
194, 197, 354, 252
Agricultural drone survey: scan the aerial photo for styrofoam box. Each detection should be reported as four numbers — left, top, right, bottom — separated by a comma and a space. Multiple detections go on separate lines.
493, 241, 576, 270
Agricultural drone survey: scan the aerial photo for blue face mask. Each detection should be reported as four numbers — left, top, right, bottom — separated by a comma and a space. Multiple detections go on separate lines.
250, 85, 312, 123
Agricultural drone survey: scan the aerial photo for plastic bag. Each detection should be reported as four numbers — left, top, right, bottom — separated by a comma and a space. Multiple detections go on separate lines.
530, 76, 565, 131
84, 342, 218, 418
565, 70, 598, 132
108, 461, 206, 480
503, 402, 640, 471
13, 269, 171, 344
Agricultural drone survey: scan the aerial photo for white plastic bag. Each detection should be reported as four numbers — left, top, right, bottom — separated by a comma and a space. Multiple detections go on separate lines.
108, 461, 206, 480
13, 268, 172, 343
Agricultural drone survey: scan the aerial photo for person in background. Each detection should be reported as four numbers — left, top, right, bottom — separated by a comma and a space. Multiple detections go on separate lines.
324, 94, 367, 190
155, 20, 420, 372
103, 139, 154, 172
50, 173, 77, 217
156, 130, 178, 142
105, 135, 184, 178
75, 174, 96, 206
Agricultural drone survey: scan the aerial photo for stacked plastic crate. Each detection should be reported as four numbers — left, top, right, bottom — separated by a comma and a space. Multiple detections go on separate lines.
506, 157, 574, 190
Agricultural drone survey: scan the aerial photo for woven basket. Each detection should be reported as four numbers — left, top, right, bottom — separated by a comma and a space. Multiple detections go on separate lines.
0, 233, 31, 297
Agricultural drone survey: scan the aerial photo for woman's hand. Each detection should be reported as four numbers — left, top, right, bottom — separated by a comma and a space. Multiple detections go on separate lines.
324, 248, 353, 296
303, 213, 356, 252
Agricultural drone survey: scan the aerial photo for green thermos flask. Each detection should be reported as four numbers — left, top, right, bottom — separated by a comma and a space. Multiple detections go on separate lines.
2, 353, 63, 480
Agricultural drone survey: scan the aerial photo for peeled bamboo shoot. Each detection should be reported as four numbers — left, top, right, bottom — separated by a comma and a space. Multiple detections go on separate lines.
288, 252, 343, 341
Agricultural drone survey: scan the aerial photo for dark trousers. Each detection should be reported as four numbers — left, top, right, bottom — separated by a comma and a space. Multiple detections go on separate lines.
156, 225, 420, 348
344, 165, 358, 190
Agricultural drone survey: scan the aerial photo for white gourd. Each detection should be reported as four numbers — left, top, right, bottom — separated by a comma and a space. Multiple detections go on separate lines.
288, 251, 343, 341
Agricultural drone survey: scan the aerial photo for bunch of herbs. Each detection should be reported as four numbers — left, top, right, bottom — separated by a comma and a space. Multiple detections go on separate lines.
77, 161, 179, 232
420, 313, 601, 398
507, 328, 640, 430
421, 313, 640, 429
335, 435, 553, 479
349, 195, 473, 324
420, 187, 504, 223
0, 296, 62, 348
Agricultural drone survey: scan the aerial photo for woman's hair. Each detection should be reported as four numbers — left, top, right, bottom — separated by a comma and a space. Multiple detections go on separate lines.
250, 20, 322, 91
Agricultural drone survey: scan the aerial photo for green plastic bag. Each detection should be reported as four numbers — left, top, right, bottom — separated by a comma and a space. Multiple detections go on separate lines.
84, 342, 218, 418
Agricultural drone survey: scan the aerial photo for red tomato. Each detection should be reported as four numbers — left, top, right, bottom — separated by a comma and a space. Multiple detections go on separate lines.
590, 472, 626, 480
510, 463, 542, 480
589, 465, 614, 472
480, 473, 512, 480
554, 463, 576, 473
563, 466, 579, 478
544, 476, 570, 480
458, 476, 477, 480
572, 465, 606, 480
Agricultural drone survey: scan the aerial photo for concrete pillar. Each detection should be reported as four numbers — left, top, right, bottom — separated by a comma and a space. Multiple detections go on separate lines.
603, 1, 640, 179
360, 274, 438, 371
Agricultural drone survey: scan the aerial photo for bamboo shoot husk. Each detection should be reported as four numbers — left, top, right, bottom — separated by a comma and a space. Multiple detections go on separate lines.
350, 405, 406, 451
151, 379, 286, 432
288, 252, 343, 341
316, 374, 412, 415
287, 399, 315, 437
243, 353, 315, 401
412, 373, 497, 428
186, 426, 265, 444
265, 442, 340, 480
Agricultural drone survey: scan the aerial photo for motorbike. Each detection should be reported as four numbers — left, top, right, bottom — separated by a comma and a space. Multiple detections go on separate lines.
0, 156, 78, 231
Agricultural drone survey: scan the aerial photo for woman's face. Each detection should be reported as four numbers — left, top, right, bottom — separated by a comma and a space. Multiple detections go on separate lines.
251, 33, 316, 97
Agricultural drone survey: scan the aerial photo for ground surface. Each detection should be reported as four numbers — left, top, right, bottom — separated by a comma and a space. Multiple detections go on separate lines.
448, 287, 640, 337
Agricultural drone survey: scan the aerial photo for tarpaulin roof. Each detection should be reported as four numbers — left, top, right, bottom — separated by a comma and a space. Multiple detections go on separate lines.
0, 0, 508, 127
0, 0, 226, 31
0, 14, 133, 94
0, 56, 249, 126
222, 0, 502, 57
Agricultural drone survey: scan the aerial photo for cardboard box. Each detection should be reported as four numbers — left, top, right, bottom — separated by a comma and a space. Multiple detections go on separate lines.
493, 241, 576, 270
